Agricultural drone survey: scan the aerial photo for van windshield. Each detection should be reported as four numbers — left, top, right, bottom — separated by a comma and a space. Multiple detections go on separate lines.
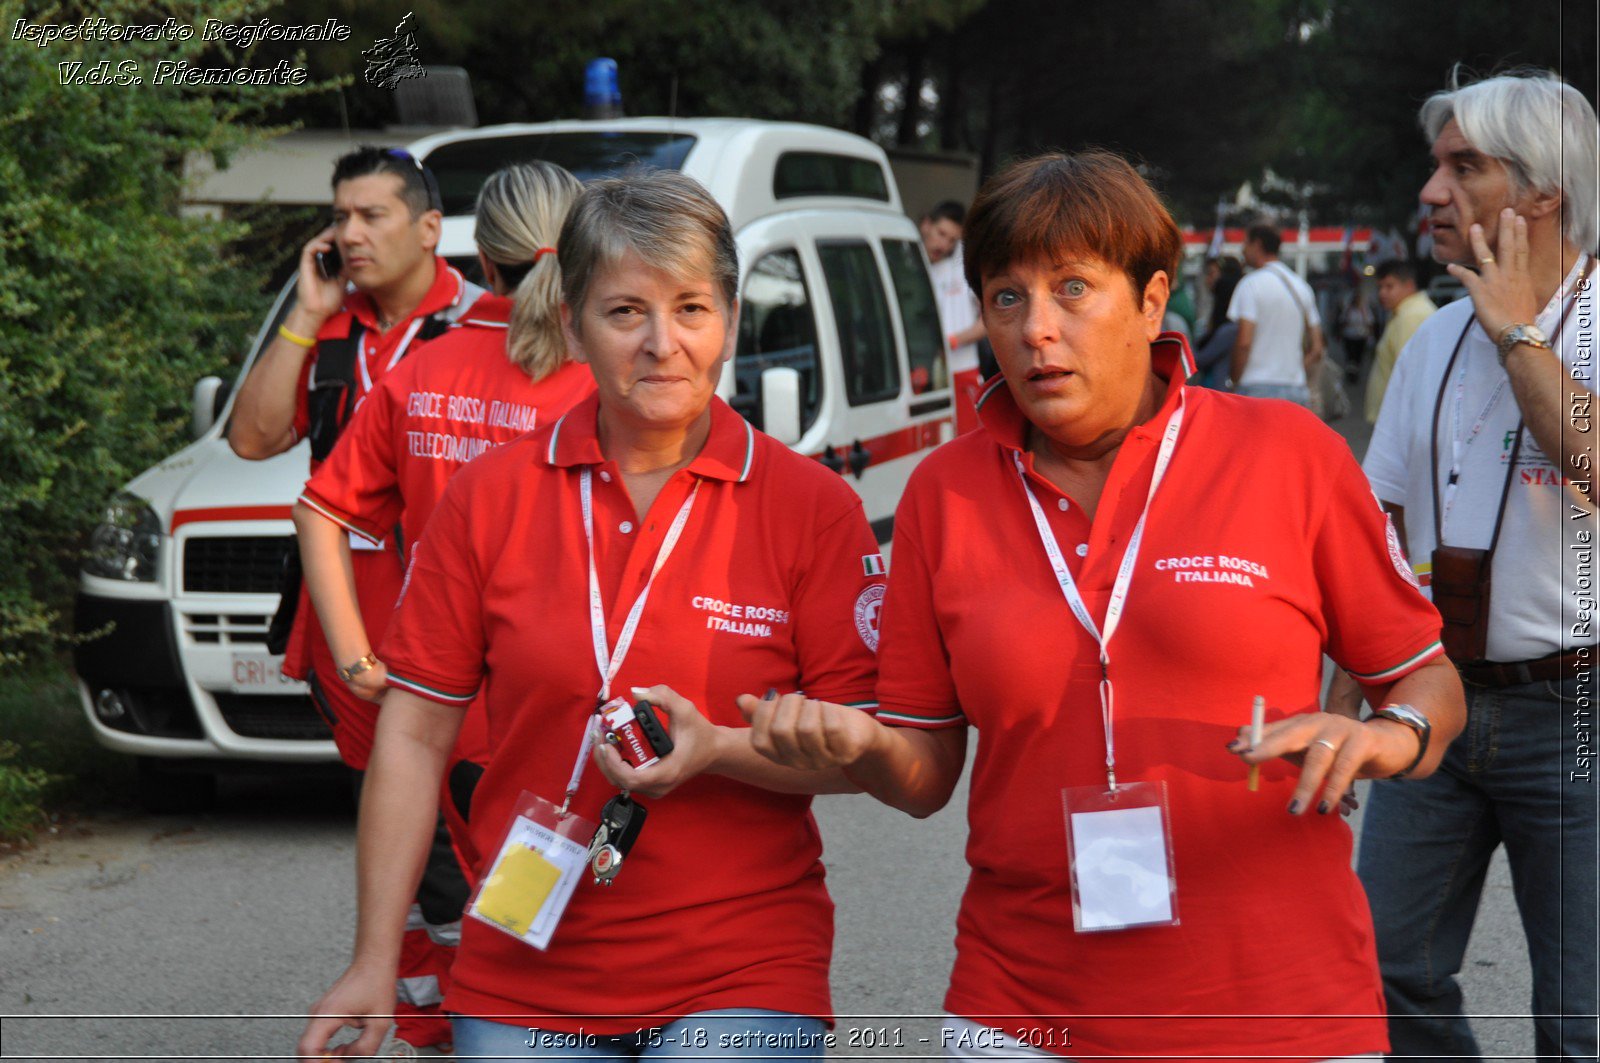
422, 132, 697, 215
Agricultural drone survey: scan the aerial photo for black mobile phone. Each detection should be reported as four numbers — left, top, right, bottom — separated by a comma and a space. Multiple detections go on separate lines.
315, 246, 342, 281
632, 700, 675, 758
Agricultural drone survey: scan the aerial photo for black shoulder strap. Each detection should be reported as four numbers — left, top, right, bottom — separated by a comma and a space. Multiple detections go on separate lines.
417, 315, 452, 342
309, 322, 363, 392
306, 319, 364, 462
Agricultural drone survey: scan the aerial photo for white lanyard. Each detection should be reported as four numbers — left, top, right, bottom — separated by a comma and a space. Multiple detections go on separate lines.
559, 466, 701, 812
357, 316, 425, 394
1012, 395, 1186, 790
1441, 365, 1508, 532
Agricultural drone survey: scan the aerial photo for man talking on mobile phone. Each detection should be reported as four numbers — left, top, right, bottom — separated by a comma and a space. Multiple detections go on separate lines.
228, 145, 484, 1056
1349, 69, 1597, 1062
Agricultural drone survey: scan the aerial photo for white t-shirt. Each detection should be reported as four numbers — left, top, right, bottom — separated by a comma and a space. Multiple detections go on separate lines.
1364, 255, 1598, 661
928, 247, 981, 375
1227, 262, 1321, 387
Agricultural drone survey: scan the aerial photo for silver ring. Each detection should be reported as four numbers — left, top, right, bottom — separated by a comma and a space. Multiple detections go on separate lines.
1313, 738, 1338, 753
1479, 255, 1496, 266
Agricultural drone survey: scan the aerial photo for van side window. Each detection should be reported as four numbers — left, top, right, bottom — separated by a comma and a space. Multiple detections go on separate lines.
773, 153, 890, 201
733, 250, 822, 434
817, 242, 901, 407
882, 239, 949, 395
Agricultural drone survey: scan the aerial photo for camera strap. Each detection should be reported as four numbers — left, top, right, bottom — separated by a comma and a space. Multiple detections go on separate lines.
558, 465, 701, 814
1012, 392, 1187, 791
1431, 320, 1512, 539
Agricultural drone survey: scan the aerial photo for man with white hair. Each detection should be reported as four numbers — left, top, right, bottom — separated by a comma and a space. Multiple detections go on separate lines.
1357, 69, 1597, 1061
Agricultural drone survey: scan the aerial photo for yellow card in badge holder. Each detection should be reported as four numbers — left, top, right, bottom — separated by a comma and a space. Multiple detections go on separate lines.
474, 844, 562, 937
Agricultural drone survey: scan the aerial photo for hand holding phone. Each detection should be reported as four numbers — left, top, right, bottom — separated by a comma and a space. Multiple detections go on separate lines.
293, 227, 345, 324
315, 246, 343, 281
599, 697, 675, 769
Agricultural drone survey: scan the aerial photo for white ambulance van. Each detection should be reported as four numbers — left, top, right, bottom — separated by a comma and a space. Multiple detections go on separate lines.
73, 118, 956, 808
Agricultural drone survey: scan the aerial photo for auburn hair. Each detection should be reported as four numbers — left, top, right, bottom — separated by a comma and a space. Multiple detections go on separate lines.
963, 151, 1183, 303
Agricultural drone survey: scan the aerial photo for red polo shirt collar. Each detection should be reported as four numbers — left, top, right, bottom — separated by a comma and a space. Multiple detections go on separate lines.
543, 392, 758, 484
457, 292, 512, 326
344, 255, 463, 331
973, 331, 1197, 453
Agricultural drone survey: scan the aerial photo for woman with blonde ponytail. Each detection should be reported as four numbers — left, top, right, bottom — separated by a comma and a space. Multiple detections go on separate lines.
472, 162, 577, 379
288, 161, 594, 1056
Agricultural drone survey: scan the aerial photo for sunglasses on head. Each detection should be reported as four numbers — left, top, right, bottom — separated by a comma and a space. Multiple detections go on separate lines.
386, 148, 443, 212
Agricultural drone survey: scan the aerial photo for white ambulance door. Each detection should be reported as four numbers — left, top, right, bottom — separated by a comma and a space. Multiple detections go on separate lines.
728, 215, 834, 467
810, 217, 950, 543
730, 212, 949, 543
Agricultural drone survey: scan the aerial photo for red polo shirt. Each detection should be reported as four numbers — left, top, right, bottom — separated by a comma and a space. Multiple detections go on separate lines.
297, 294, 595, 554
876, 335, 1443, 1061
380, 393, 884, 1030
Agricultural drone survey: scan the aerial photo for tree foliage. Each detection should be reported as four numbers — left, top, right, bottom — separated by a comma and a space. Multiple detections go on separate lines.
0, 0, 318, 669
854, 0, 1331, 220
1278, 0, 1597, 225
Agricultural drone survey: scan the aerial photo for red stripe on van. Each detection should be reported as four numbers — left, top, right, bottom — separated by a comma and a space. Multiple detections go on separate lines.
171, 505, 294, 532
808, 418, 952, 466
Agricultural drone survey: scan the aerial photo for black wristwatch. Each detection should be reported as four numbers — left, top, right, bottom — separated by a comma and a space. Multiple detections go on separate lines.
1368, 703, 1431, 779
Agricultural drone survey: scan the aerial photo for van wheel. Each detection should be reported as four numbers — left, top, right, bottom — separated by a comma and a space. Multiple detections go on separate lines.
135, 760, 218, 814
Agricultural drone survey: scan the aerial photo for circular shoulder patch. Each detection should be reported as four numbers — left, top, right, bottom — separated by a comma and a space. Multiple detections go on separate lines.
854, 584, 887, 652
1385, 515, 1421, 589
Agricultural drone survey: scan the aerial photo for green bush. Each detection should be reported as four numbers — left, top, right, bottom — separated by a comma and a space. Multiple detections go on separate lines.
0, 661, 132, 840
0, 740, 58, 844
0, 0, 320, 671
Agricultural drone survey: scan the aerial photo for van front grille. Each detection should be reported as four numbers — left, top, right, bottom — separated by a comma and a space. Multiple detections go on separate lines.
181, 611, 273, 647
183, 536, 292, 594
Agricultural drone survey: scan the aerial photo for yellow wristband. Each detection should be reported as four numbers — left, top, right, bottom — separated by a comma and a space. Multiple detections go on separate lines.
278, 324, 316, 348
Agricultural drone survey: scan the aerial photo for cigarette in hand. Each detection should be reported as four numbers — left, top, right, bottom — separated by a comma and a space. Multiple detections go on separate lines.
1248, 695, 1265, 792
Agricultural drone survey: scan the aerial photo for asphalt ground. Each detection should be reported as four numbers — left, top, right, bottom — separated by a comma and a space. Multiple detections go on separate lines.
0, 767, 1539, 1061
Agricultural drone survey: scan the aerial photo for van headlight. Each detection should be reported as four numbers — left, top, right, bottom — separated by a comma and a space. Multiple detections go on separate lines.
84, 493, 163, 582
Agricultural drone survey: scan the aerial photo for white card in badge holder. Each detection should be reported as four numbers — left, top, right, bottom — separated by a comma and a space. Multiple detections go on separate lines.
1061, 780, 1179, 933
467, 791, 597, 951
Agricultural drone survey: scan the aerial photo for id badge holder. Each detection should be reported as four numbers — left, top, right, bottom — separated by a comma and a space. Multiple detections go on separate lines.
466, 791, 597, 951
1060, 780, 1180, 933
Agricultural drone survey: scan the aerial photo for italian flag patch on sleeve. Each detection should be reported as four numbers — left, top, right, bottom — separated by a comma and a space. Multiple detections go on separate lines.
862, 553, 886, 577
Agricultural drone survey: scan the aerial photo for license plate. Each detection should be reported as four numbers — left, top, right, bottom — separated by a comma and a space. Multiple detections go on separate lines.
229, 652, 299, 693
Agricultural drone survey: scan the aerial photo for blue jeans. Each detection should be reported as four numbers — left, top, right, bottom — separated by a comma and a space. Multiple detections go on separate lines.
452, 1010, 829, 1060
1357, 676, 1598, 1062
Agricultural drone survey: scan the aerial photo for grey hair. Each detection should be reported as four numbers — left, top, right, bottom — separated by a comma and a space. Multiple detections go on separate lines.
557, 170, 739, 323
473, 162, 584, 379
1421, 67, 1598, 251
